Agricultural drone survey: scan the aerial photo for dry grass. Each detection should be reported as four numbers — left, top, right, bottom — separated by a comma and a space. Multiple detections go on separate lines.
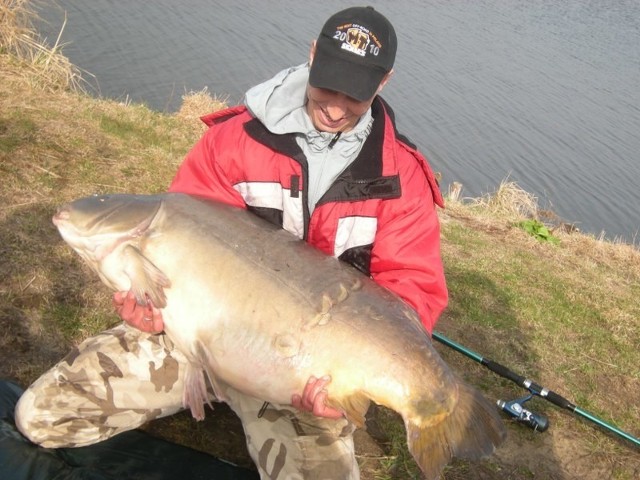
0, 0, 85, 91
176, 87, 228, 134
468, 179, 539, 219
445, 179, 539, 225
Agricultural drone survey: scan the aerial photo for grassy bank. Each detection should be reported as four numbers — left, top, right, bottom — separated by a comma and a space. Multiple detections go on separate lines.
1, 2, 639, 479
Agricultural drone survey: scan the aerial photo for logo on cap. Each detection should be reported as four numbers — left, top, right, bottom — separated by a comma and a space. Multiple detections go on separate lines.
333, 23, 382, 58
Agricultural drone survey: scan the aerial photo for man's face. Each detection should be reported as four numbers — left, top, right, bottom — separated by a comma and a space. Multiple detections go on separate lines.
306, 40, 392, 133
305, 85, 374, 133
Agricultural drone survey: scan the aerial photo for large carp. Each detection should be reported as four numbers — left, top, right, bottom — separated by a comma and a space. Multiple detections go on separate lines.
52, 193, 506, 479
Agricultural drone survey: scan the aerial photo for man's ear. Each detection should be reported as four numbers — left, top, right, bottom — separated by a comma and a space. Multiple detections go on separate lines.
377, 69, 394, 94
309, 40, 317, 66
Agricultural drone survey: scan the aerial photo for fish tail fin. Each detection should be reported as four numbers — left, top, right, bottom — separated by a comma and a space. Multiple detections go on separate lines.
406, 382, 507, 480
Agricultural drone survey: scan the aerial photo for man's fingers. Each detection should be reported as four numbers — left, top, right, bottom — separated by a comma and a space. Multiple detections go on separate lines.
112, 291, 126, 306
291, 375, 344, 419
307, 376, 331, 405
119, 291, 137, 318
112, 290, 165, 334
312, 390, 329, 416
302, 375, 334, 409
312, 391, 344, 419
301, 376, 326, 410
291, 394, 303, 409
149, 306, 164, 333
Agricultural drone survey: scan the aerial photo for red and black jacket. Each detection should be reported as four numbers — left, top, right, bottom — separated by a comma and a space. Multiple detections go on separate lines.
169, 96, 448, 332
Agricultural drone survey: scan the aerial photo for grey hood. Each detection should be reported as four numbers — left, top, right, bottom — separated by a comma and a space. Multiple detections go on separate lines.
244, 63, 373, 212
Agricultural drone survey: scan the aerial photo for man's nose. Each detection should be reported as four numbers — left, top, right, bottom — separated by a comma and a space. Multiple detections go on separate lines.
325, 94, 349, 120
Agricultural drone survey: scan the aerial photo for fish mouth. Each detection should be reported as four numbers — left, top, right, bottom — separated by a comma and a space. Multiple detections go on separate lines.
52, 206, 70, 227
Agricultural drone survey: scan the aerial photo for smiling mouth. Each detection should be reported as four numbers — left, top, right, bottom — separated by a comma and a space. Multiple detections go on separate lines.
320, 109, 346, 127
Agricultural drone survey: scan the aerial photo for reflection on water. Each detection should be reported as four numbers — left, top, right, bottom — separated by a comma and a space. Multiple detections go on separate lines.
37, 0, 640, 242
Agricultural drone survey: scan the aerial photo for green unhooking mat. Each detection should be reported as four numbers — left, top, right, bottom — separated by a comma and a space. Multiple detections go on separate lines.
0, 380, 259, 479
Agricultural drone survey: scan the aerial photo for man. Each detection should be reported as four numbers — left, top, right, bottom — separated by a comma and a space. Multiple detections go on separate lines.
16, 6, 447, 480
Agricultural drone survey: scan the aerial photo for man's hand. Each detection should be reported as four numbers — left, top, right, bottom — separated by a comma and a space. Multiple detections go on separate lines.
113, 290, 164, 333
291, 375, 344, 419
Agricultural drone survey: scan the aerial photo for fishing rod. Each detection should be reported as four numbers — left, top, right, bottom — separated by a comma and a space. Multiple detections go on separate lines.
432, 330, 640, 448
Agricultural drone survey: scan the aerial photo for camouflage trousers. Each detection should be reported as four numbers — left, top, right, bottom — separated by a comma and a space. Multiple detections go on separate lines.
15, 324, 360, 480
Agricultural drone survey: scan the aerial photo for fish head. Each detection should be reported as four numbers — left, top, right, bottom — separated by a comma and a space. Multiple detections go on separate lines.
53, 193, 163, 263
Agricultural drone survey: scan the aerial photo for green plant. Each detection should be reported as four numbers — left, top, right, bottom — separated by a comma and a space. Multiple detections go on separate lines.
516, 219, 560, 244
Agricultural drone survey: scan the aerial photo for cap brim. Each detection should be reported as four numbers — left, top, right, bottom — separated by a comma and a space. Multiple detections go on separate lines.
309, 43, 387, 102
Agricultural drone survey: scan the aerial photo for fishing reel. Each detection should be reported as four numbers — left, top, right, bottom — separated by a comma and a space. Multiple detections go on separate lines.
497, 394, 549, 432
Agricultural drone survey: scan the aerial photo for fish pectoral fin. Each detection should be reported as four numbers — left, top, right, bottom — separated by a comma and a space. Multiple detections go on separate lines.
194, 341, 228, 403
123, 245, 171, 308
183, 363, 213, 421
333, 392, 370, 428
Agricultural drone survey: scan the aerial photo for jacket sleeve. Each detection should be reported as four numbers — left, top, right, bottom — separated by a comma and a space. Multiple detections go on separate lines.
369, 150, 448, 334
168, 117, 247, 209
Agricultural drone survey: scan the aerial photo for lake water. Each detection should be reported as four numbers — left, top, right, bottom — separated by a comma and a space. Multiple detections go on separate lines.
37, 1, 640, 242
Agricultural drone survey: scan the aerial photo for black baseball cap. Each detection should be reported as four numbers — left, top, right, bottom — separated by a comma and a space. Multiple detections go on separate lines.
309, 6, 397, 102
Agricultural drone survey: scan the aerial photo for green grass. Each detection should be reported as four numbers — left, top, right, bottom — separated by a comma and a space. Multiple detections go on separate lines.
0, 115, 37, 152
